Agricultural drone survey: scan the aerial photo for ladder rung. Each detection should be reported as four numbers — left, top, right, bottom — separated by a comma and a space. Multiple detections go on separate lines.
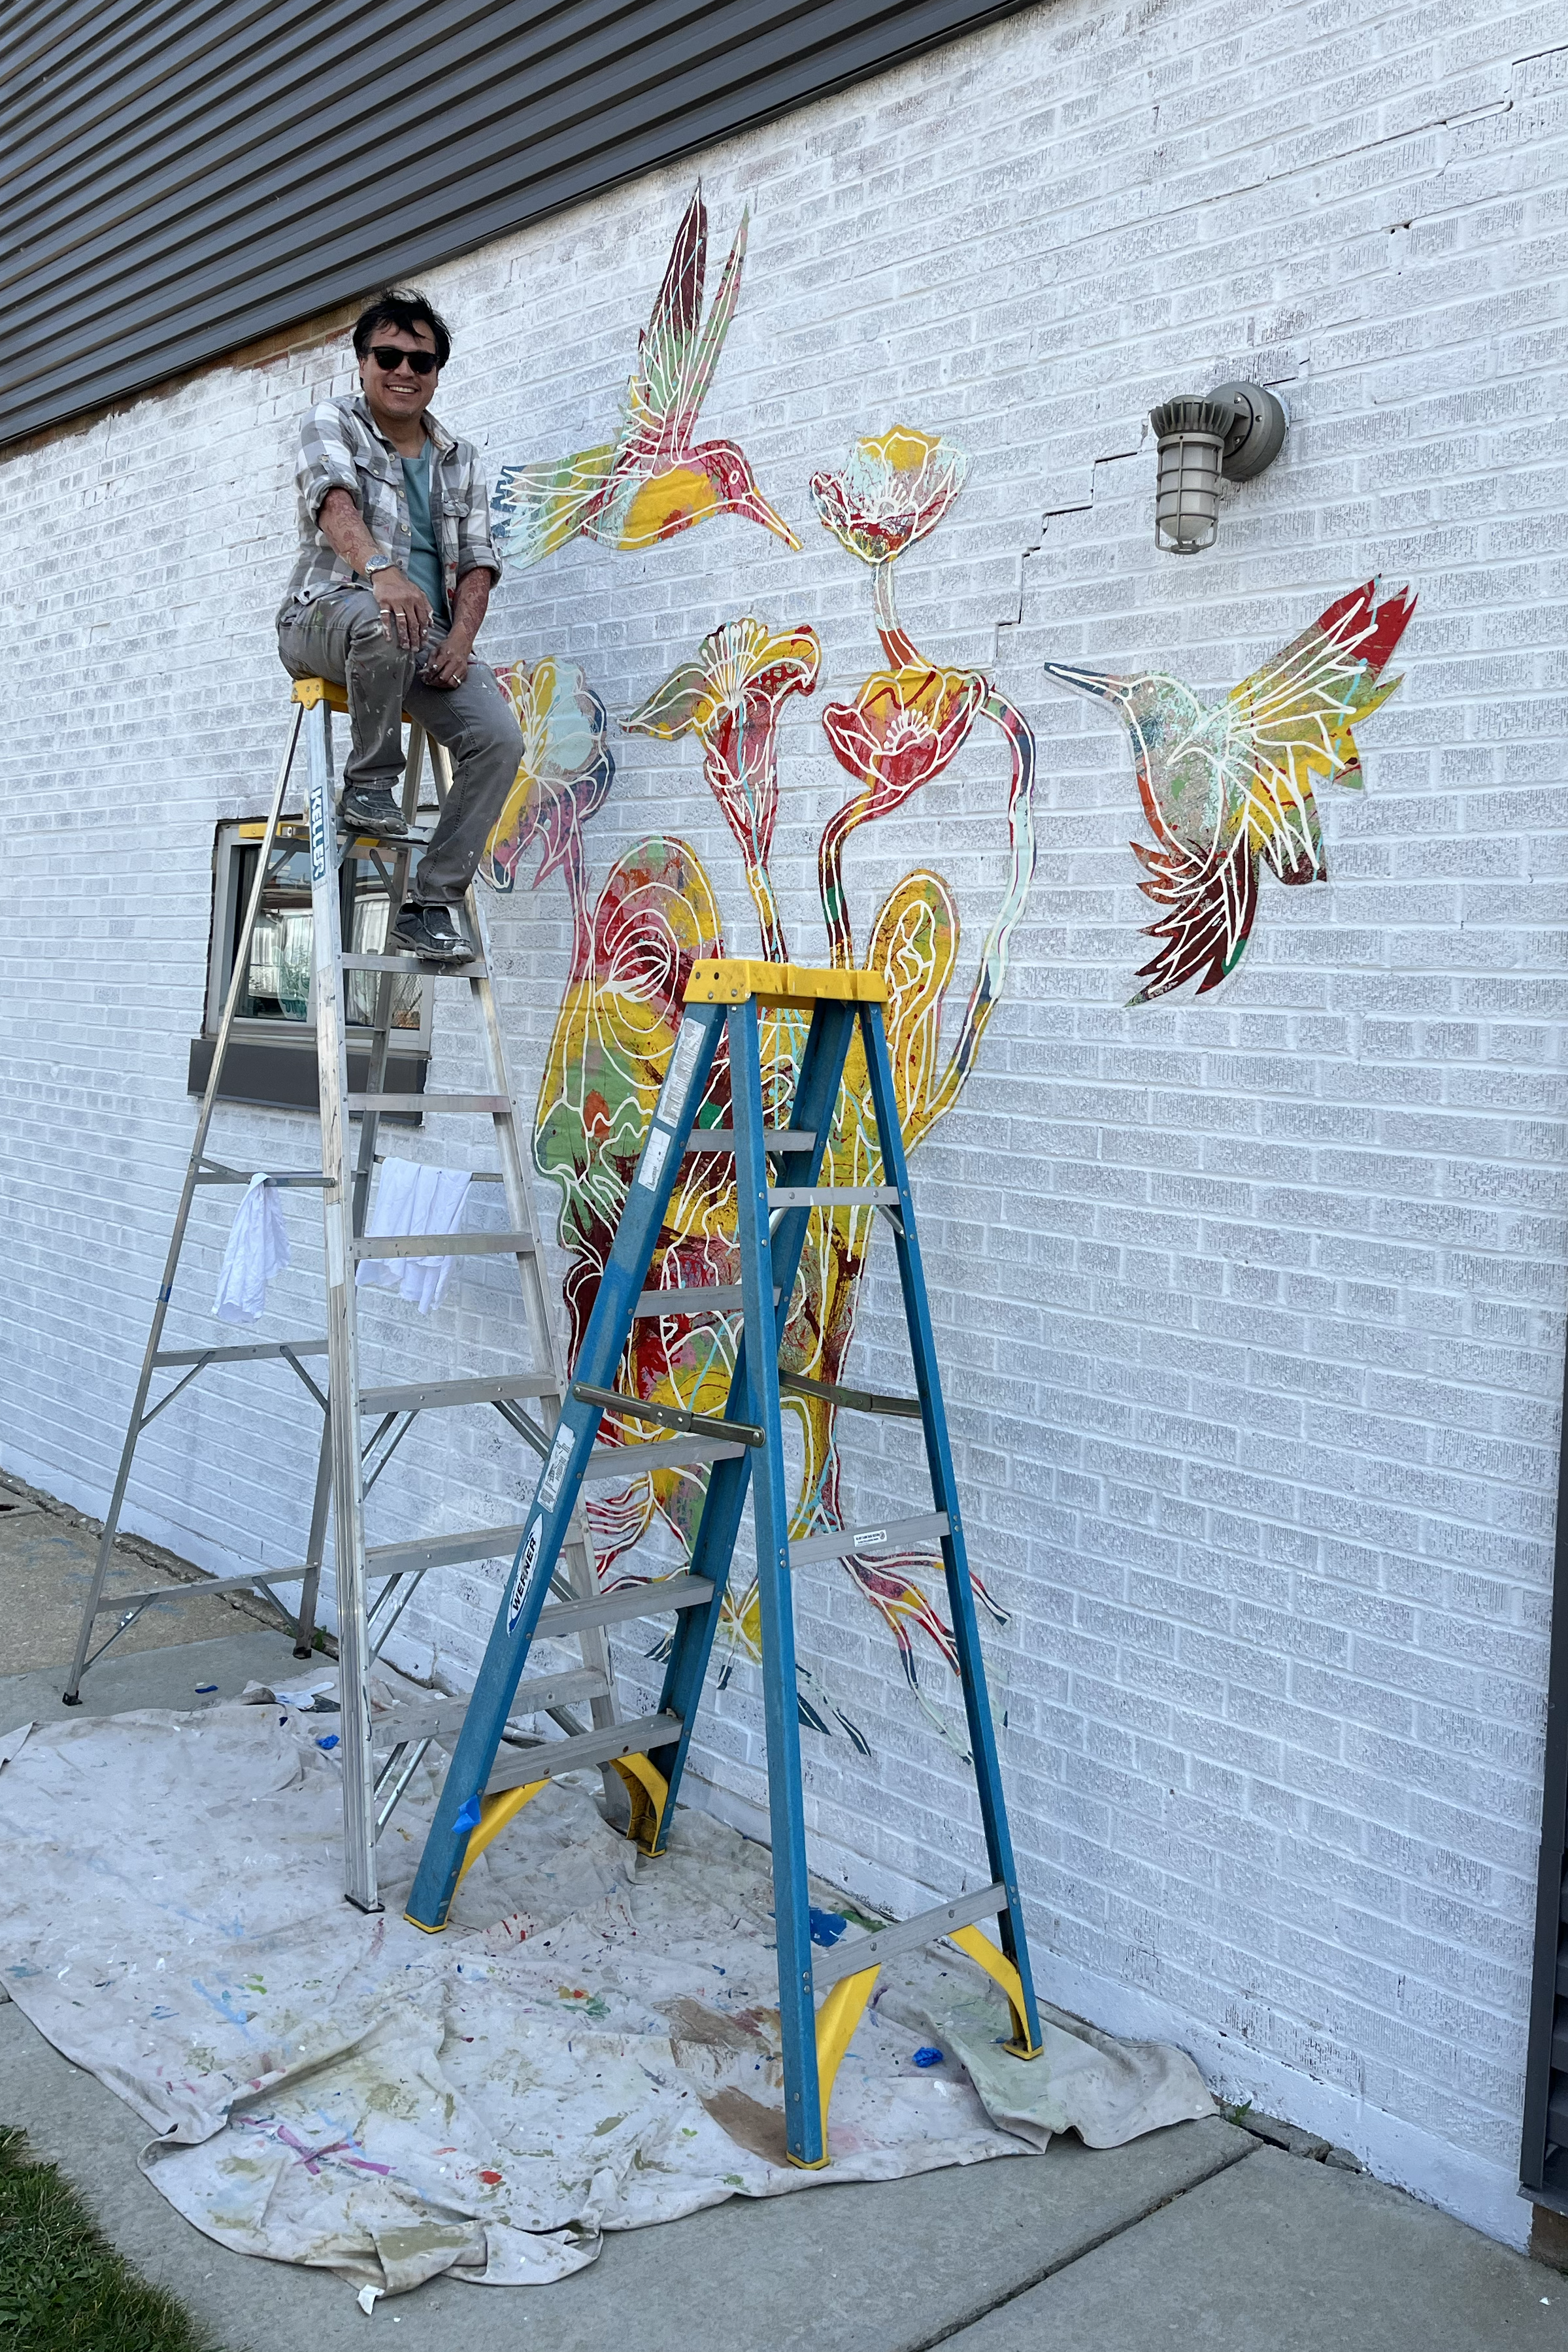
632, 1283, 778, 1318
811, 1883, 1008, 1989
346, 1093, 510, 1114
358, 1372, 557, 1415
96, 1566, 297, 1614
194, 1168, 331, 1188
580, 1434, 749, 1483
789, 1509, 950, 1568
572, 1381, 763, 1448
539, 1573, 714, 1639
682, 1128, 816, 1154
768, 1186, 900, 1209
369, 1523, 528, 1575
373, 1665, 609, 1747
780, 1371, 922, 1420
341, 953, 486, 976
352, 1230, 537, 1260
151, 1339, 327, 1367
485, 1711, 683, 1796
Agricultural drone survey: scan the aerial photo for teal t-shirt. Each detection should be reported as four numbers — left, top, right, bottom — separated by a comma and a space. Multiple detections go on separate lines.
401, 441, 450, 624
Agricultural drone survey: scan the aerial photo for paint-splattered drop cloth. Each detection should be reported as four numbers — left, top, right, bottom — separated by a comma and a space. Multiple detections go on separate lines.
0, 1694, 1211, 2296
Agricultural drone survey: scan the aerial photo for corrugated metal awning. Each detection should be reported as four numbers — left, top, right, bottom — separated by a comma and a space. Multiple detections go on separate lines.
0, 0, 1030, 449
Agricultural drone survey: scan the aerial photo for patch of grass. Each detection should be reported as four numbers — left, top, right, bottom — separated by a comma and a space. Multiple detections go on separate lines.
0, 2125, 217, 2352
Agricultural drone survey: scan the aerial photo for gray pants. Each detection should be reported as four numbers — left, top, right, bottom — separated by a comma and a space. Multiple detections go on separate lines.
276, 588, 525, 908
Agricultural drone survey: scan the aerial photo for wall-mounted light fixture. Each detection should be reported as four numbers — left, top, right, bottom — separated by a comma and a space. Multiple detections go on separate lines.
1149, 382, 1289, 554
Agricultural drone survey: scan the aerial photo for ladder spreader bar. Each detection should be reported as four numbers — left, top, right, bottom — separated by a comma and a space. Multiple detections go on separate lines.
812, 1883, 1008, 1989
194, 1169, 332, 1188
95, 1566, 299, 1613
780, 1371, 923, 1420
572, 1380, 764, 1448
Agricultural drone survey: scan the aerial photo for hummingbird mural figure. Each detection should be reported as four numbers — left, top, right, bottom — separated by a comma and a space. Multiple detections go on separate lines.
492, 186, 799, 568
1044, 578, 1416, 1004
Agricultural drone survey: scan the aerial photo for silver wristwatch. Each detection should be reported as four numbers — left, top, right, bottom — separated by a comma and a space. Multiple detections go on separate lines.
363, 554, 395, 577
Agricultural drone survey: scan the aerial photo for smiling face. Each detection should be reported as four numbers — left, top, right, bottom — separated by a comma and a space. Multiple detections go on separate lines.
358, 319, 441, 445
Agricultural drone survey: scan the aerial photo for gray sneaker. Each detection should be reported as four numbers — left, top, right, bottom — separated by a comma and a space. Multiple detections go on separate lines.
339, 784, 411, 840
390, 902, 471, 962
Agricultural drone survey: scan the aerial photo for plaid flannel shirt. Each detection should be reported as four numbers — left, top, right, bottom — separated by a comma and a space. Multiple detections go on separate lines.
279, 394, 501, 613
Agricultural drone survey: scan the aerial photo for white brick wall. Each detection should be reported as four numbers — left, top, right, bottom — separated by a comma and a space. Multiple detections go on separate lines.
3, 0, 1565, 2245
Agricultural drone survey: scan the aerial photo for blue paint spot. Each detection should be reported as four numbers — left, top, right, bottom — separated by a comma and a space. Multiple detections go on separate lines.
454, 1794, 482, 1834
809, 1909, 848, 1947
912, 2045, 944, 2069
194, 1683, 218, 1694
316, 1734, 340, 1751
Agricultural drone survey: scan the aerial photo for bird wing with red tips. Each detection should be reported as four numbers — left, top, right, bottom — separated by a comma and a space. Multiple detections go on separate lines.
1226, 577, 1416, 878
620, 186, 708, 462
1127, 580, 1414, 1004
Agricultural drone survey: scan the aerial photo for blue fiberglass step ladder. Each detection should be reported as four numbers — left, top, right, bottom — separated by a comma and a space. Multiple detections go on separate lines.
405, 959, 1043, 2168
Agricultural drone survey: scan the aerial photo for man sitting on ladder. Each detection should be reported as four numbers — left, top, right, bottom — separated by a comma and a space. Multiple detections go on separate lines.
276, 286, 523, 964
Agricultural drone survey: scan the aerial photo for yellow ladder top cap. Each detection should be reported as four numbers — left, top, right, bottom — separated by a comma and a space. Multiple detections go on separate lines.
684, 960, 887, 1006
292, 676, 348, 712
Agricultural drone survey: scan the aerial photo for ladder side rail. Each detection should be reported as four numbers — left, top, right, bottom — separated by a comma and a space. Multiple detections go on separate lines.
349, 725, 427, 1236
63, 709, 306, 1704
856, 1000, 1042, 2051
404, 1001, 728, 1930
428, 739, 620, 1735
306, 699, 381, 1911
649, 996, 859, 1847
290, 1413, 335, 1658
728, 994, 829, 2169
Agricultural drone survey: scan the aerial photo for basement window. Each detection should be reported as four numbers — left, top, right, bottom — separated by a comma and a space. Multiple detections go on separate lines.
188, 821, 431, 1113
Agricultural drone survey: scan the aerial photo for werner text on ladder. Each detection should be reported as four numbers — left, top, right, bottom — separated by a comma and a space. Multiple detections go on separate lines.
275, 286, 524, 966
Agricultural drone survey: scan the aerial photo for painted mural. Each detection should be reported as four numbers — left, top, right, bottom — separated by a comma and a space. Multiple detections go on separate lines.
491, 186, 797, 567
479, 188, 1414, 1747
1044, 579, 1416, 1003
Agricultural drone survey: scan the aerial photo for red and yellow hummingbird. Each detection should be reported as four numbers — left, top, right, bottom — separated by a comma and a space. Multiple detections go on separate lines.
1043, 579, 1416, 1004
492, 186, 799, 568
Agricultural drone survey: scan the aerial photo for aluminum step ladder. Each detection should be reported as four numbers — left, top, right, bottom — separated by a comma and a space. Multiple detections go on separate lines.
63, 676, 620, 1913
403, 958, 1043, 2167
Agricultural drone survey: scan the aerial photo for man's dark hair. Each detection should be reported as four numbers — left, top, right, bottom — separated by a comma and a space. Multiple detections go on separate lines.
352, 288, 452, 367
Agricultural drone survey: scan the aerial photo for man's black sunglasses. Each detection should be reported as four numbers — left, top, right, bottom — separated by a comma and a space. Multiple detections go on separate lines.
365, 345, 439, 377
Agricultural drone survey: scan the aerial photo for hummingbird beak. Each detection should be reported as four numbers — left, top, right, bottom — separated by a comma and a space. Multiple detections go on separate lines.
733, 486, 801, 550
1041, 659, 1130, 706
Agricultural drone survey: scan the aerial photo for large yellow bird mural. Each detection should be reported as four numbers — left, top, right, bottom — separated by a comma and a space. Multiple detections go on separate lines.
491, 186, 799, 567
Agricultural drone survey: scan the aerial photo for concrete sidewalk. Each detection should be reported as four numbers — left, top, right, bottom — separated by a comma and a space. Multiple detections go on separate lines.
4, 1629, 1567, 2350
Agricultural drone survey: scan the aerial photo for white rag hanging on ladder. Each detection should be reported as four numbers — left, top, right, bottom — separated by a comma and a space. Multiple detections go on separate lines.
356, 1157, 471, 1315
212, 1174, 290, 1324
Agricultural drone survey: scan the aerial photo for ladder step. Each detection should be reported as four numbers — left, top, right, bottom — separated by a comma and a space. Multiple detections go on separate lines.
580, 1434, 749, 1484
152, 1338, 327, 1368
341, 953, 486, 977
768, 1186, 900, 1209
485, 1711, 684, 1796
373, 1665, 609, 1748
788, 1509, 950, 1568
538, 1573, 714, 1639
633, 1283, 778, 1318
358, 1372, 558, 1415
352, 1230, 537, 1261
811, 1884, 1008, 1989
572, 1381, 763, 1448
683, 1128, 816, 1154
346, 1093, 510, 1114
